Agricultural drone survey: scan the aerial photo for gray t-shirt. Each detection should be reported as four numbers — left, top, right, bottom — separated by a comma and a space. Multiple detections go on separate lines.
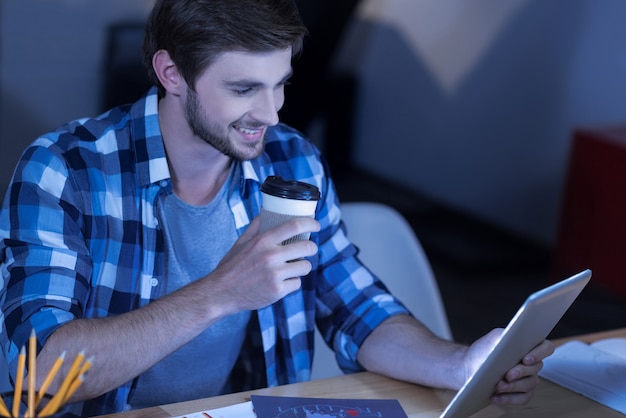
130, 170, 250, 409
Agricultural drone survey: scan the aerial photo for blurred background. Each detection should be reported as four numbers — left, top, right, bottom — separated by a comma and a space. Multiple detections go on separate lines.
1, 0, 625, 343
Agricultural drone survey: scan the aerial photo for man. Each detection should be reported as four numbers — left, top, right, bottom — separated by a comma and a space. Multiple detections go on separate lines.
0, 0, 553, 415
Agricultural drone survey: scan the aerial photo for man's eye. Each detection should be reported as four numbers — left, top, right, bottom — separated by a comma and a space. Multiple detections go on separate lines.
276, 80, 291, 91
234, 87, 254, 96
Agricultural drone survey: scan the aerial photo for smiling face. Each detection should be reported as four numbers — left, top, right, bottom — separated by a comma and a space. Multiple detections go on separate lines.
183, 48, 293, 161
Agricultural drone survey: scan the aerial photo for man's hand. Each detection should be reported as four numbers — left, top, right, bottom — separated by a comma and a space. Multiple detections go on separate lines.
208, 215, 320, 314
465, 329, 555, 405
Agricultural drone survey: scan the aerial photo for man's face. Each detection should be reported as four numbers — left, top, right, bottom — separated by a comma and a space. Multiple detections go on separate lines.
183, 49, 293, 161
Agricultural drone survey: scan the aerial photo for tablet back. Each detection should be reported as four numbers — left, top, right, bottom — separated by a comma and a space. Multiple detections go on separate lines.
440, 269, 592, 418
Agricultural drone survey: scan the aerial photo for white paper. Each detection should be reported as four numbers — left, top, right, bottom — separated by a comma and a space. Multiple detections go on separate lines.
539, 338, 626, 414
172, 400, 255, 418
590, 338, 626, 360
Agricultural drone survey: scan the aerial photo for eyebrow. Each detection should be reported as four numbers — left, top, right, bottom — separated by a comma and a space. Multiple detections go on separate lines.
223, 69, 293, 90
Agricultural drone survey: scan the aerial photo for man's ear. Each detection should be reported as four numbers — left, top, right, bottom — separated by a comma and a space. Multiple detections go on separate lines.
152, 49, 185, 95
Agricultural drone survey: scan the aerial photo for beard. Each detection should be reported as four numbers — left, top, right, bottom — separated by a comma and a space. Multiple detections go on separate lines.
184, 87, 265, 161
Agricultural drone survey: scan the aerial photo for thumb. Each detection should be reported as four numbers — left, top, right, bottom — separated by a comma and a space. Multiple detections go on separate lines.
238, 215, 261, 243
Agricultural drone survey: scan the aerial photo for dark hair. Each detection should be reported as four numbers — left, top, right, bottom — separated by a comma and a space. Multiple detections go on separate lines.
143, 0, 308, 97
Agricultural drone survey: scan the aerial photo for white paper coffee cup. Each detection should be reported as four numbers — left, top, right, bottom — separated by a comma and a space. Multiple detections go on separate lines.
259, 176, 320, 244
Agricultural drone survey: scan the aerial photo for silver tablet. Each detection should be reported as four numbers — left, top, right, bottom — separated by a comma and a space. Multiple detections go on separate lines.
440, 269, 592, 418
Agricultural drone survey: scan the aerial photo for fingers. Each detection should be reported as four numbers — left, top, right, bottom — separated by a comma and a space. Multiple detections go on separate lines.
489, 339, 555, 406
265, 230, 318, 259
212, 216, 320, 312
492, 370, 538, 404
491, 385, 536, 405
275, 253, 316, 280
236, 215, 261, 245
503, 339, 554, 383
263, 217, 321, 246
522, 339, 555, 365
245, 215, 261, 235
497, 367, 540, 391
492, 368, 540, 405
232, 216, 319, 266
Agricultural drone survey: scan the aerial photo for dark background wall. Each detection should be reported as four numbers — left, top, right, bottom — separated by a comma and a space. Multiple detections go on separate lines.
1, 0, 625, 248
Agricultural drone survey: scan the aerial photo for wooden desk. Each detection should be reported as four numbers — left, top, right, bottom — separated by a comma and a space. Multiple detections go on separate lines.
98, 328, 626, 418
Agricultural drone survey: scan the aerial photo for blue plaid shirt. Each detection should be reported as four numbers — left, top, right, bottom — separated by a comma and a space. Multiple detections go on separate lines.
0, 88, 408, 415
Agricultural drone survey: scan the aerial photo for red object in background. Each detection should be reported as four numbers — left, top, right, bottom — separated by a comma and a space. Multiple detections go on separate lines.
552, 126, 626, 298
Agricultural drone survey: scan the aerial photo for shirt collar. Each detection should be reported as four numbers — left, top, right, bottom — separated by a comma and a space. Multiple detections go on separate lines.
131, 88, 171, 188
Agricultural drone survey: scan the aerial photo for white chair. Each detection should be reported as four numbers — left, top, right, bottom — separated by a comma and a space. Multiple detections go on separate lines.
311, 201, 452, 380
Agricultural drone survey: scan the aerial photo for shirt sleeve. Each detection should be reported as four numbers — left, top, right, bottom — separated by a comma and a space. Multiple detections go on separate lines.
0, 138, 91, 367
312, 161, 410, 373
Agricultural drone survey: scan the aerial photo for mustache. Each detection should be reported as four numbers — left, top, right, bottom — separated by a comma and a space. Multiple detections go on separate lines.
233, 120, 266, 130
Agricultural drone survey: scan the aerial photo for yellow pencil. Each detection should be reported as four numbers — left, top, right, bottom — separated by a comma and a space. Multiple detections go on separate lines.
36, 394, 57, 417
27, 330, 36, 418
39, 350, 84, 417
36, 371, 81, 418
64, 350, 84, 385
0, 396, 10, 418
12, 346, 26, 418
35, 351, 66, 408
61, 373, 85, 405
57, 355, 93, 406
77, 356, 93, 377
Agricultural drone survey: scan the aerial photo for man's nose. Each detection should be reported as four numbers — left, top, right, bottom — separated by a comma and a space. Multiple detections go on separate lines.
250, 89, 283, 126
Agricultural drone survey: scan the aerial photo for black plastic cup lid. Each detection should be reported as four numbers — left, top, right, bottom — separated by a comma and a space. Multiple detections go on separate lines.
261, 176, 321, 201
